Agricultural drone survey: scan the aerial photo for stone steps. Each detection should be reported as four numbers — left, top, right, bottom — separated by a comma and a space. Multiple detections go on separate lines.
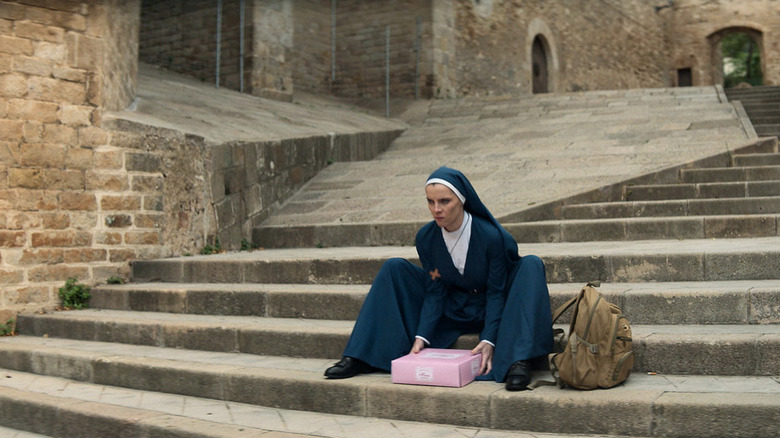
508, 214, 780, 242
726, 86, 780, 140
87, 280, 780, 325
253, 144, 780, 248
3, 368, 627, 438
128, 237, 780, 284
1, 337, 778, 438
5, 88, 779, 438
756, 125, 780, 137
559, 196, 780, 220
678, 165, 780, 183
14, 308, 780, 375
625, 181, 780, 200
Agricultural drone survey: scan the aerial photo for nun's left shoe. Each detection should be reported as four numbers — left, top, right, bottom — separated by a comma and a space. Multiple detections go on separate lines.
505, 360, 532, 391
324, 356, 374, 379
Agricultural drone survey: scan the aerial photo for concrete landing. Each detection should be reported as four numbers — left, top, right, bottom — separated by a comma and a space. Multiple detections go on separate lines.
113, 63, 407, 143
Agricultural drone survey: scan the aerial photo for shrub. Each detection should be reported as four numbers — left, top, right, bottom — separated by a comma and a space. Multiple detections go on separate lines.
0, 319, 15, 336
58, 277, 91, 309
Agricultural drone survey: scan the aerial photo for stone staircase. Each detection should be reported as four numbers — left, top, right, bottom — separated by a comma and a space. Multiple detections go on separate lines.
2, 86, 780, 437
726, 85, 780, 139
2, 142, 780, 437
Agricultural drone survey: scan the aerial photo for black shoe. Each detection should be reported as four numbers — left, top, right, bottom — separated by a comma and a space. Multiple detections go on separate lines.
324, 357, 374, 379
505, 360, 532, 391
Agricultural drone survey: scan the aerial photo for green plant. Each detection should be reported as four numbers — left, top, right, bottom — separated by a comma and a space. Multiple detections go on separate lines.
0, 319, 15, 336
200, 238, 222, 255
106, 276, 124, 285
58, 277, 91, 309
240, 238, 257, 251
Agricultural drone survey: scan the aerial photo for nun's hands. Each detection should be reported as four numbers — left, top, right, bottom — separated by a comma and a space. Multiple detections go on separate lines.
410, 337, 426, 354
471, 341, 494, 376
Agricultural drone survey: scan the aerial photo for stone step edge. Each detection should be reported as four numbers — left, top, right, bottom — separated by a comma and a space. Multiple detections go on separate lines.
89, 280, 780, 325
253, 214, 780, 248
0, 340, 776, 438
501, 137, 778, 223
251, 138, 779, 244
14, 314, 780, 375
561, 194, 780, 210
0, 368, 615, 438
0, 385, 301, 438
131, 237, 780, 284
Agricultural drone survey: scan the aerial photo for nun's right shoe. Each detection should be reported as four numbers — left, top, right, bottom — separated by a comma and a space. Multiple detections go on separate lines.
505, 360, 532, 391
324, 356, 374, 379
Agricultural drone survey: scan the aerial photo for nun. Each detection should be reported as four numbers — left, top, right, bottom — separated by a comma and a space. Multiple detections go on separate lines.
325, 166, 553, 390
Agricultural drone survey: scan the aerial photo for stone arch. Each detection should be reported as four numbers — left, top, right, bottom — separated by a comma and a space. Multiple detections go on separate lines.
527, 18, 559, 94
707, 26, 764, 86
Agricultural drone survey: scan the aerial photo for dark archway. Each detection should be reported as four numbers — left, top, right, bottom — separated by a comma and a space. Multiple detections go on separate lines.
532, 35, 550, 94
708, 27, 764, 88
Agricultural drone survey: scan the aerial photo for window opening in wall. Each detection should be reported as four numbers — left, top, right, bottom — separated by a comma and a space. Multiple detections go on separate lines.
677, 68, 692, 87
722, 32, 763, 88
532, 36, 549, 94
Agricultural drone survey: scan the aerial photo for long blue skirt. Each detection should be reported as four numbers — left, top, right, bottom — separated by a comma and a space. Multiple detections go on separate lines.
342, 255, 553, 383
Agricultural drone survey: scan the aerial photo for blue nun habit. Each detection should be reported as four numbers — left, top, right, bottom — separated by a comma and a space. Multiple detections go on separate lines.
342, 166, 553, 382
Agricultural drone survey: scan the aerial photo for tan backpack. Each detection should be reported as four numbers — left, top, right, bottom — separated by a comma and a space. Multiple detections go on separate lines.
546, 282, 634, 390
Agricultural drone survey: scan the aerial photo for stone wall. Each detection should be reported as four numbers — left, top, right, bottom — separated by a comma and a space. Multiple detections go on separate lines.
452, 0, 669, 96
139, 0, 247, 93
139, 0, 295, 102
667, 0, 780, 87
291, 0, 332, 96
0, 0, 140, 322
251, 0, 293, 101
294, 0, 433, 100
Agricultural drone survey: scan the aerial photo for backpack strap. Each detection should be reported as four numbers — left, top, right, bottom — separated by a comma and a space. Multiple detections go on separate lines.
551, 281, 600, 324
551, 295, 578, 324
528, 354, 562, 389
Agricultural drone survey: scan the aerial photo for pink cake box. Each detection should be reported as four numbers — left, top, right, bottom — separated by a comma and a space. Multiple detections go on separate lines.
391, 348, 482, 387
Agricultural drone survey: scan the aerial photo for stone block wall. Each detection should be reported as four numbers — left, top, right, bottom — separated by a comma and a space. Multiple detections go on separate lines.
293, 0, 433, 100
452, 0, 668, 96
0, 0, 140, 322
667, 0, 780, 87
210, 129, 403, 249
139, 0, 247, 93
291, 0, 332, 96
251, 0, 293, 101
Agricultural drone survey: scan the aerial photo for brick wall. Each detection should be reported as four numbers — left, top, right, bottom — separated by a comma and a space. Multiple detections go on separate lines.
0, 0, 140, 322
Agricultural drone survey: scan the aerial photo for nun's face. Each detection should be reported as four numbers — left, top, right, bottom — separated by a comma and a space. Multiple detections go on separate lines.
425, 183, 465, 232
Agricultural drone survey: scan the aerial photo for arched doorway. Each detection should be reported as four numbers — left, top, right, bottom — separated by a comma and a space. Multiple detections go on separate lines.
532, 35, 550, 94
708, 27, 764, 88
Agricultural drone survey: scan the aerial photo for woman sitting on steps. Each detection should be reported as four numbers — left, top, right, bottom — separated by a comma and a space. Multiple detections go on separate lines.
325, 166, 553, 391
